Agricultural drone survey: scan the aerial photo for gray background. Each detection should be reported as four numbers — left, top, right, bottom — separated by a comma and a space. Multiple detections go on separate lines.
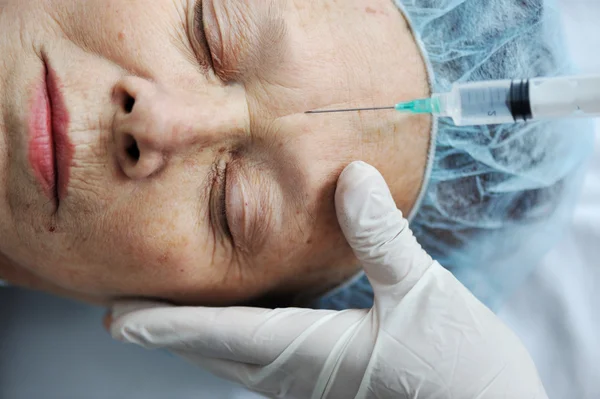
0, 288, 262, 399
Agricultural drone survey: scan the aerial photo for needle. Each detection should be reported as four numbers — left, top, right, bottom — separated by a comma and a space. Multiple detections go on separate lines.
305, 106, 396, 114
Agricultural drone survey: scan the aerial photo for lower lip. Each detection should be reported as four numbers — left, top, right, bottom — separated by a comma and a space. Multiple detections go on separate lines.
28, 60, 73, 203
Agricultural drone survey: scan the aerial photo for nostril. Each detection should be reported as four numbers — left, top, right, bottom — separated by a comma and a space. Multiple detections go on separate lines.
124, 134, 140, 162
123, 94, 135, 114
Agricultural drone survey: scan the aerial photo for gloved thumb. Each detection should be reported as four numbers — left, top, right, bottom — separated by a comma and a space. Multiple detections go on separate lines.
335, 161, 434, 300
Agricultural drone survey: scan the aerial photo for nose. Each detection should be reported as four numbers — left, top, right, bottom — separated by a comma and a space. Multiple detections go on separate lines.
112, 76, 249, 180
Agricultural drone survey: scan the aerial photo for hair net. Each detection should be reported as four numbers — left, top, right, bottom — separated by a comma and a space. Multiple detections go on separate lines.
309, 0, 595, 311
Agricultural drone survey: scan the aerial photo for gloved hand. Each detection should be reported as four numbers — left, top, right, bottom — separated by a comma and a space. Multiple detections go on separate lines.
110, 161, 548, 399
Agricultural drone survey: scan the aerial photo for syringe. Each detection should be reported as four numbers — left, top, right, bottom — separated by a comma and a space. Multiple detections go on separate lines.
306, 74, 600, 126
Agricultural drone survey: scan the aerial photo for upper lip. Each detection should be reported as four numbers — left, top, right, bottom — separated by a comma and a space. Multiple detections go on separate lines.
27, 55, 72, 209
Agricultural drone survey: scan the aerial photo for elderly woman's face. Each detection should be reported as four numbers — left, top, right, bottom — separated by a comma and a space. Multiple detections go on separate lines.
0, 0, 429, 303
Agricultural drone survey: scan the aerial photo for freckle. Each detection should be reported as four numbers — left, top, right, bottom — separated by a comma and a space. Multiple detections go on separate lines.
158, 251, 170, 264
306, 239, 312, 244
118, 32, 125, 41
183, 158, 197, 169
218, 147, 226, 154
179, 269, 184, 273
365, 7, 377, 14
48, 226, 56, 233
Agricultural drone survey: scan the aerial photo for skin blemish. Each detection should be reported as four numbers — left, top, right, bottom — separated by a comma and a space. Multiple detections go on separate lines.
48, 226, 56, 233
364, 7, 388, 16
118, 32, 125, 41
157, 249, 171, 264
183, 158, 199, 169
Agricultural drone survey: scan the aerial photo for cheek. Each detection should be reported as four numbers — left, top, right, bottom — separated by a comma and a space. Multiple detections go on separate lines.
58, 187, 205, 296
111, 208, 198, 269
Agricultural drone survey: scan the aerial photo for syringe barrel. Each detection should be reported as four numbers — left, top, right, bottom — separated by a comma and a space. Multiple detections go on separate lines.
437, 75, 600, 126
530, 75, 600, 119
435, 80, 516, 126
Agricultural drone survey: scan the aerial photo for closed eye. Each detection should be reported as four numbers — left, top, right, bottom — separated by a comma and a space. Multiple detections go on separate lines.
210, 161, 232, 240
193, 0, 215, 69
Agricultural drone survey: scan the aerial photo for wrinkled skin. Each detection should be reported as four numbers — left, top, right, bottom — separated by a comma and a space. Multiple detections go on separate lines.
0, 0, 430, 305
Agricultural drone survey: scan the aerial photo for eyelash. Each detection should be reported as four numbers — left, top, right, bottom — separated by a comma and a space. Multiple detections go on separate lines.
212, 161, 232, 240
193, 1, 215, 69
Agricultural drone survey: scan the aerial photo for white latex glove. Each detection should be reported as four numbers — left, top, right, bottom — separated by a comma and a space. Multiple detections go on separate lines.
110, 161, 548, 399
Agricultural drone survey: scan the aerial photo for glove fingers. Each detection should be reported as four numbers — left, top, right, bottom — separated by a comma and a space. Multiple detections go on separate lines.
111, 302, 341, 365
335, 161, 435, 298
111, 304, 274, 363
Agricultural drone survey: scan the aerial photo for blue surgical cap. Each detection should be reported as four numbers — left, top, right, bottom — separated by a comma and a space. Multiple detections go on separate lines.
309, 0, 595, 311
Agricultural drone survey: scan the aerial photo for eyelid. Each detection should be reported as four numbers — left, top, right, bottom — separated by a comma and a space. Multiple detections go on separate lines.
226, 165, 275, 255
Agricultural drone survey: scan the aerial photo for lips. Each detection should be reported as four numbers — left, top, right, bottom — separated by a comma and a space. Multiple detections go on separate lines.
28, 57, 73, 206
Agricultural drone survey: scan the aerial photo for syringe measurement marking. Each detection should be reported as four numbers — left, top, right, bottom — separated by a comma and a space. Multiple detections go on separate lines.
462, 87, 513, 119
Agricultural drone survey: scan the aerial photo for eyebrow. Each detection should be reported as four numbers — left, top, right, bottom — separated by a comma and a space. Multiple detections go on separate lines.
265, 140, 312, 233
252, 2, 288, 72
213, 0, 288, 80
